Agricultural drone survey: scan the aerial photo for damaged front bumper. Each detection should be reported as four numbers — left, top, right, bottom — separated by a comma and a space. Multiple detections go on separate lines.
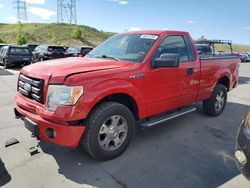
14, 95, 86, 148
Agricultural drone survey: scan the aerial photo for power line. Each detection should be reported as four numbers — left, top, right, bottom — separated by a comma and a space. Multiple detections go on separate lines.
13, 0, 28, 23
57, 0, 77, 24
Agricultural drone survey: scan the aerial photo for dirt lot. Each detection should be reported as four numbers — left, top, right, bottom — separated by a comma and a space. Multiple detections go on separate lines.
0, 63, 250, 188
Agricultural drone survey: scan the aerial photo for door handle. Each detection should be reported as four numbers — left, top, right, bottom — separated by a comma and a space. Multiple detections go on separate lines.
187, 68, 194, 75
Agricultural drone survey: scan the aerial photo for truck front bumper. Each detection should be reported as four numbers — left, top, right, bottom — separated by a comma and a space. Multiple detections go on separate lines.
14, 96, 85, 147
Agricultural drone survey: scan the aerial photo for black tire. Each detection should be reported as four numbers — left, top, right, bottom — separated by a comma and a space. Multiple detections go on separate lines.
3, 59, 8, 69
203, 84, 227, 116
81, 102, 135, 160
39, 57, 44, 61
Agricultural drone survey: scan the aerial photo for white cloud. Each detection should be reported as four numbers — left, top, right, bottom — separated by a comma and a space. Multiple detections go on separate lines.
119, 1, 128, 5
25, 0, 46, 4
4, 16, 32, 23
108, 0, 128, 5
0, 4, 3, 8
28, 7, 56, 20
186, 20, 196, 24
128, 27, 142, 31
4, 16, 18, 23
241, 27, 250, 30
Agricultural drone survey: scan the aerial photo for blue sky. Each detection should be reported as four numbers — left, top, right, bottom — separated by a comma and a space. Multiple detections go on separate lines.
0, 0, 249, 45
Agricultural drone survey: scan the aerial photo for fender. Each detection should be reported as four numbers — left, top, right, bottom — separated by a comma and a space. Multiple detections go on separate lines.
84, 79, 143, 117
197, 66, 232, 102
212, 69, 231, 92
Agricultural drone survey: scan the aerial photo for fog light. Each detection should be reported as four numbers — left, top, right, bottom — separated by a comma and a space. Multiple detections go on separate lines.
45, 128, 56, 139
235, 150, 247, 165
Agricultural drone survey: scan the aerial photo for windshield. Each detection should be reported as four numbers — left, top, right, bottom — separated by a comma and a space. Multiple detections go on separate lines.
87, 34, 158, 63
67, 46, 81, 53
10, 47, 30, 55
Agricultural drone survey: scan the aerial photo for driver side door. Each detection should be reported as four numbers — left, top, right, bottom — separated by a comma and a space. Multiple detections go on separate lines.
142, 35, 199, 117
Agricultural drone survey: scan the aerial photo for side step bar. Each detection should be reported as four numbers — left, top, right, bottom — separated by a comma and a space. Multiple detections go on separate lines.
141, 107, 196, 128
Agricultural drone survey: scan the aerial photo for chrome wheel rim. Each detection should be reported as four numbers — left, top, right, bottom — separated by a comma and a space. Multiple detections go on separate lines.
98, 115, 128, 151
215, 91, 225, 112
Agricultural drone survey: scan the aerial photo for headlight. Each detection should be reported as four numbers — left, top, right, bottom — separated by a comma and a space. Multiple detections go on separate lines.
243, 111, 250, 130
46, 85, 83, 111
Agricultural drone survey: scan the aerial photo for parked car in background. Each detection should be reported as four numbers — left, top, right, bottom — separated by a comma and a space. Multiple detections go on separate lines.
240, 53, 250, 62
0, 45, 32, 69
195, 44, 213, 57
235, 111, 250, 180
0, 43, 7, 50
66, 46, 93, 57
32, 45, 66, 62
22, 44, 38, 52
0, 43, 12, 50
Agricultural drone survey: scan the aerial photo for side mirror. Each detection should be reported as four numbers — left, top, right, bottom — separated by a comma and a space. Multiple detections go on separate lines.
152, 53, 180, 68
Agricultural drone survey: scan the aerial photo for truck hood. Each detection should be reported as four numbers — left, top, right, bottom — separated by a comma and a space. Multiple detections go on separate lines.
21, 57, 131, 83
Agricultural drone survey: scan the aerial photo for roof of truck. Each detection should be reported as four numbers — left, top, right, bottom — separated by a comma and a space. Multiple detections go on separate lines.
122, 30, 189, 36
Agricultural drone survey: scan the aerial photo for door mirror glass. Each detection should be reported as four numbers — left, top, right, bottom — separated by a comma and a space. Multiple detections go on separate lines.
152, 53, 180, 68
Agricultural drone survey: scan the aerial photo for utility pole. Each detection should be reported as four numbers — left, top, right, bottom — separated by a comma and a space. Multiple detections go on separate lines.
57, 0, 77, 24
14, 0, 28, 23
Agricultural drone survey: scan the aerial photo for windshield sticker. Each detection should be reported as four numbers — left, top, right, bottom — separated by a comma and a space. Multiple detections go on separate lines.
140, 35, 158, 40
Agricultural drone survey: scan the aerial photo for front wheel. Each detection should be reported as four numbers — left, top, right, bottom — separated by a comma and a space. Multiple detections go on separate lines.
203, 84, 227, 116
81, 102, 135, 160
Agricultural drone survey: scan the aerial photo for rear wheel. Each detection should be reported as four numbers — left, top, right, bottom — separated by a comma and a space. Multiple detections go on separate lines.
81, 102, 135, 160
203, 84, 227, 116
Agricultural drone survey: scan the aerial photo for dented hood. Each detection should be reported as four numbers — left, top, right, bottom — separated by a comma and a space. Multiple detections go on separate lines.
21, 57, 130, 83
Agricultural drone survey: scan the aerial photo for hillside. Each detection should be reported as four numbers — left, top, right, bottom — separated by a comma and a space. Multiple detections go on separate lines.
213, 44, 250, 53
0, 23, 114, 47
0, 23, 249, 53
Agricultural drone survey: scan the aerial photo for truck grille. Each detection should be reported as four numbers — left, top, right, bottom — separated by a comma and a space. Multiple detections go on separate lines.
18, 74, 45, 103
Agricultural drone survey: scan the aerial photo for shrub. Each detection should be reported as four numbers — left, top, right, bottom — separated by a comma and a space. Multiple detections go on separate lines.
0, 38, 5, 43
71, 27, 82, 39
16, 34, 28, 45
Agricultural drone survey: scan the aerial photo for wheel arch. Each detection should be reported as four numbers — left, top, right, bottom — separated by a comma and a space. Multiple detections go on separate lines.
87, 93, 139, 121
217, 75, 230, 92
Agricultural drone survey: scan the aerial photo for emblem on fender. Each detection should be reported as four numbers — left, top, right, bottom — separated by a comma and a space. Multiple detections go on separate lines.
129, 74, 145, 79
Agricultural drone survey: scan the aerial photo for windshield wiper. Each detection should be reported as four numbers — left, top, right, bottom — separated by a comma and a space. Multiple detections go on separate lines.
95, 55, 120, 61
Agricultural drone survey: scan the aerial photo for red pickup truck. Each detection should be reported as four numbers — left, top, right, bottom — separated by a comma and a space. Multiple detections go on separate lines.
14, 30, 240, 160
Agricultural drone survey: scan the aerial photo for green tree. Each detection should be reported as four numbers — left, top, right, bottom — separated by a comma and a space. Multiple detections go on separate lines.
197, 35, 207, 42
0, 38, 5, 43
16, 34, 28, 45
71, 27, 82, 39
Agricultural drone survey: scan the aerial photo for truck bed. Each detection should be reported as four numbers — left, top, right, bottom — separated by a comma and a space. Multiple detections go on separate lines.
197, 55, 239, 102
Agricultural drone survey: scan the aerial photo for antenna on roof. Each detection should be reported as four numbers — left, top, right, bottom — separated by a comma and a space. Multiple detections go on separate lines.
13, 0, 28, 23
57, 0, 77, 24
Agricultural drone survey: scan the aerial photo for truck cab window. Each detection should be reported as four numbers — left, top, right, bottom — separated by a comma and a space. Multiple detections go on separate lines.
153, 36, 189, 62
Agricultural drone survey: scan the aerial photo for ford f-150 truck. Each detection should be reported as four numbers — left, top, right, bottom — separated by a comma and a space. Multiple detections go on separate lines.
14, 30, 240, 160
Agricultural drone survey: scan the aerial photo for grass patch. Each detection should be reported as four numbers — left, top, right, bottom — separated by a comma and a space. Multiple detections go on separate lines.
0, 23, 115, 47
